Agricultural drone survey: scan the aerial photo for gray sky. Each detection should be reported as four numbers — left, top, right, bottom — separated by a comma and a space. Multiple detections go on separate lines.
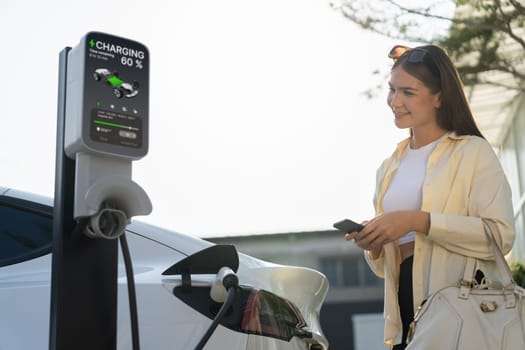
1, 0, 422, 237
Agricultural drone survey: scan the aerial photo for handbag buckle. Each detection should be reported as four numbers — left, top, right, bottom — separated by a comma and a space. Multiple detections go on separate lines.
480, 301, 498, 313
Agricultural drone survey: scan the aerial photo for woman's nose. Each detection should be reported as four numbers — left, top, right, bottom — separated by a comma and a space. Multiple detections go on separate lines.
389, 92, 401, 109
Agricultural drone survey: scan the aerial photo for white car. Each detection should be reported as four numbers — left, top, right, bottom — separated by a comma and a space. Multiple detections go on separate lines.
0, 187, 329, 350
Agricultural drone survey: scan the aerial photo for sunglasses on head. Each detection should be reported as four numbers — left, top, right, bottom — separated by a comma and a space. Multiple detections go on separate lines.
388, 45, 428, 63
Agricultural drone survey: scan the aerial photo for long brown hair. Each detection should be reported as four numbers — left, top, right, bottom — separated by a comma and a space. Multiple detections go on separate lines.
393, 45, 484, 138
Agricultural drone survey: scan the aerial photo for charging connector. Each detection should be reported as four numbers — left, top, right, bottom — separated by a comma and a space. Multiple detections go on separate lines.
210, 267, 239, 303
84, 203, 129, 240
195, 266, 239, 350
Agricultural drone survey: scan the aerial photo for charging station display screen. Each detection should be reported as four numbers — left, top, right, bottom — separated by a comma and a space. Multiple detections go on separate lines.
90, 109, 142, 148
82, 32, 148, 156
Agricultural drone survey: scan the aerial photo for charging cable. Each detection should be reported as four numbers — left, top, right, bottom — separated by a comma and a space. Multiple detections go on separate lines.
78, 203, 141, 350
194, 267, 239, 350
120, 233, 141, 350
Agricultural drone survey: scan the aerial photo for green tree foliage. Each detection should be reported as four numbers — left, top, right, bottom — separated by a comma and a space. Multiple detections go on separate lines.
510, 260, 525, 287
332, 0, 525, 92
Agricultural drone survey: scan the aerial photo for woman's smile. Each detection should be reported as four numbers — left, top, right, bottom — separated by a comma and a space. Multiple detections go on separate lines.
393, 110, 410, 119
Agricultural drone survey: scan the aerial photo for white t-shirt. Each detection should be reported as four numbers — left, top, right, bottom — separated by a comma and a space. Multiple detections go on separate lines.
382, 138, 440, 244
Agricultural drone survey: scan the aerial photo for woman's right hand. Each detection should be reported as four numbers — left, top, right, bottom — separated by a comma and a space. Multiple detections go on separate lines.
345, 226, 383, 259
344, 220, 382, 256
346, 211, 429, 257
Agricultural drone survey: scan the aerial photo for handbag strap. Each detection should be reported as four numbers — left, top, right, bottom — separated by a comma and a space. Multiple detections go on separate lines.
459, 221, 517, 307
482, 221, 515, 285
483, 222, 525, 342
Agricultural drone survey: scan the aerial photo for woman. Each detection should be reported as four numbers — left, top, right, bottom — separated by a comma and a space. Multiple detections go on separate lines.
344, 45, 515, 349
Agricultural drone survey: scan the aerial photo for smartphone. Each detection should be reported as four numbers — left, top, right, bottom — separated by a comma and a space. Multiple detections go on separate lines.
333, 219, 364, 233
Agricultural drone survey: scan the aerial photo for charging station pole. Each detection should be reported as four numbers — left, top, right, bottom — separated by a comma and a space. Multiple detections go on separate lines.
50, 32, 151, 350
50, 46, 120, 350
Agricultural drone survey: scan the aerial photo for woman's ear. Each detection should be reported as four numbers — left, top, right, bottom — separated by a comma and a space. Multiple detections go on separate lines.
434, 92, 442, 109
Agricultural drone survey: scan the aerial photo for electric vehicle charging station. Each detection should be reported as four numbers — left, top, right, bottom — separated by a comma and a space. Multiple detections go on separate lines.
65, 31, 151, 230
50, 32, 151, 350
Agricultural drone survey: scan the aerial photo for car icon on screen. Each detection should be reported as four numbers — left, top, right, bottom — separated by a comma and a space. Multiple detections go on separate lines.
93, 68, 139, 98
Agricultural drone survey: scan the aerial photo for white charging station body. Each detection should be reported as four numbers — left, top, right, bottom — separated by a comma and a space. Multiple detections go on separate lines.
64, 32, 151, 222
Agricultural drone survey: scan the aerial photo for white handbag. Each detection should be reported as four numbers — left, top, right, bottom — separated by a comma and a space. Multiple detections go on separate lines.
405, 222, 525, 350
